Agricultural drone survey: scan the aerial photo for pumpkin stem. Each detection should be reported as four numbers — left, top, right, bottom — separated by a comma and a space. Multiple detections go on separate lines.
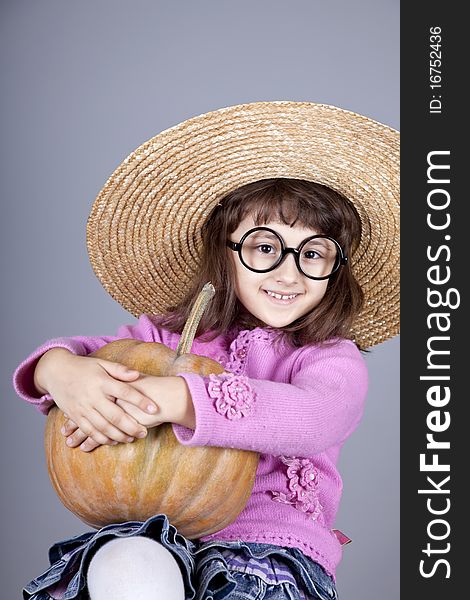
176, 282, 216, 356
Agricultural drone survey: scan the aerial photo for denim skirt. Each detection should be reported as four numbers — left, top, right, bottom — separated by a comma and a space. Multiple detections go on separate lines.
23, 514, 338, 600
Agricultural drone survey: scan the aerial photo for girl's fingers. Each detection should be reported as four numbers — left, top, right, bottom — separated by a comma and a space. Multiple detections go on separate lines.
63, 420, 119, 452
61, 400, 147, 442
115, 398, 161, 427
88, 407, 146, 443
65, 416, 116, 448
61, 418, 78, 436
65, 421, 92, 448
97, 401, 148, 439
97, 360, 141, 382
109, 381, 159, 415
79, 437, 103, 453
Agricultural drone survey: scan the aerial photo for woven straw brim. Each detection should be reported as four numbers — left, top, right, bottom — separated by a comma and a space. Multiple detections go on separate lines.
87, 101, 399, 348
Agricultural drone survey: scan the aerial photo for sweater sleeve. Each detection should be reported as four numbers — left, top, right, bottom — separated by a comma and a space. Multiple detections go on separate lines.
172, 341, 368, 456
12, 314, 179, 415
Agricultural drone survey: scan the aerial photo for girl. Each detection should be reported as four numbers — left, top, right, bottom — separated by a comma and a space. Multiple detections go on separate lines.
13, 102, 400, 600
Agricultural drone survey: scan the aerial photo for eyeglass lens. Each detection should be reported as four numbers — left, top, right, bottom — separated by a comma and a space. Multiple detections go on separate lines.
240, 230, 340, 278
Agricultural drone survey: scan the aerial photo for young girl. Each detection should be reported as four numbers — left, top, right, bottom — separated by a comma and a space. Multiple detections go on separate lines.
13, 102, 399, 600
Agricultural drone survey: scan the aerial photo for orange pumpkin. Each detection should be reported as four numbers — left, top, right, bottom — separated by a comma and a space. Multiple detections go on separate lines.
44, 284, 259, 538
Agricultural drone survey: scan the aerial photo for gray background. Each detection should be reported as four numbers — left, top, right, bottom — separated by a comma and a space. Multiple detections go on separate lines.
1, 1, 399, 598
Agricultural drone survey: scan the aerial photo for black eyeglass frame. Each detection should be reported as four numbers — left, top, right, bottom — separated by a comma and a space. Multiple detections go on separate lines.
227, 226, 348, 281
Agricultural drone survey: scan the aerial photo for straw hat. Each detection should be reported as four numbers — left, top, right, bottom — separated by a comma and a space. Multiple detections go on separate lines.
87, 101, 399, 348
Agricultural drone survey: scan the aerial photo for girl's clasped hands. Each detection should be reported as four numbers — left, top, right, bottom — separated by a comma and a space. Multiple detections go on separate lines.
34, 347, 194, 452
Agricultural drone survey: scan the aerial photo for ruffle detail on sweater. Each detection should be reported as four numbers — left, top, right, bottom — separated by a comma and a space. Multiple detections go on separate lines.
270, 456, 323, 520
207, 372, 256, 420
225, 327, 282, 375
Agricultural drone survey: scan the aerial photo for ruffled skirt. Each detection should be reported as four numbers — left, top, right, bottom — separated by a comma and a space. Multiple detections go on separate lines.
23, 514, 337, 600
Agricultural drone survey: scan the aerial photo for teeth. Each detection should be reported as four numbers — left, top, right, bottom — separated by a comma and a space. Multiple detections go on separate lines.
266, 290, 298, 300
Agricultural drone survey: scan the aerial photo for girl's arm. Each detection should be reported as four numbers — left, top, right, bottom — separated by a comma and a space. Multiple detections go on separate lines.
171, 340, 368, 457
12, 314, 180, 415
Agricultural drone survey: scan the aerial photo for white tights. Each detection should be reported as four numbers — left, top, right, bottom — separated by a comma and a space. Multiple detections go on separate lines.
86, 536, 186, 599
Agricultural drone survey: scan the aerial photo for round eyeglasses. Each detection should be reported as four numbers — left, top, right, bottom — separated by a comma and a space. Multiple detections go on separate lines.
227, 227, 348, 280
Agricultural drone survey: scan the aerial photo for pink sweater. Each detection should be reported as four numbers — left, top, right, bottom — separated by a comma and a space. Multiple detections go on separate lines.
12, 315, 368, 578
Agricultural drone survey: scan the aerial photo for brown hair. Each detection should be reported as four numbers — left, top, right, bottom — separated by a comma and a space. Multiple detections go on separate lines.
159, 178, 365, 349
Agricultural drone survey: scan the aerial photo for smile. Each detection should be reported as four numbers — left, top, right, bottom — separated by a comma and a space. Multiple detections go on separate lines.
264, 290, 300, 301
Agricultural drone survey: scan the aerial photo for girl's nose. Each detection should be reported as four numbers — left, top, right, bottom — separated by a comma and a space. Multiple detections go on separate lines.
273, 253, 300, 283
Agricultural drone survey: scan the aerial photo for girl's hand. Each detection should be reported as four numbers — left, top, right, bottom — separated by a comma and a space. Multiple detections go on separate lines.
115, 374, 195, 429
35, 348, 159, 446
61, 416, 104, 452
60, 406, 163, 452
62, 374, 195, 451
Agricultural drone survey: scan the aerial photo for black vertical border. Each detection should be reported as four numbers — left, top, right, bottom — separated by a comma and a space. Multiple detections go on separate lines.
401, 4, 464, 598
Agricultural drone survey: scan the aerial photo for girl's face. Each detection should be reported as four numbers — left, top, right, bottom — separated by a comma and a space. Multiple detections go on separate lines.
228, 214, 330, 328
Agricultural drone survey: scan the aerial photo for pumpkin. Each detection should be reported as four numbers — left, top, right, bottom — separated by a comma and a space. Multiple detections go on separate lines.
44, 283, 259, 538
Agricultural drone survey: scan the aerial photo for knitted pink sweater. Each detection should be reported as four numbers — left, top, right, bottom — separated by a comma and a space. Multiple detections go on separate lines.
13, 315, 368, 578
